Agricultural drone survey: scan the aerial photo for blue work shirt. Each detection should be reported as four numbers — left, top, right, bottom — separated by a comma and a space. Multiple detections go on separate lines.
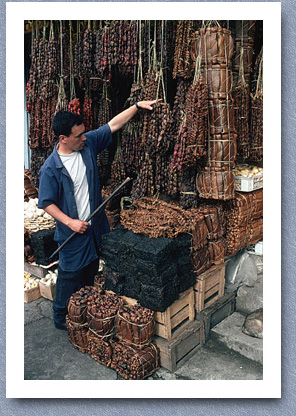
38, 124, 112, 272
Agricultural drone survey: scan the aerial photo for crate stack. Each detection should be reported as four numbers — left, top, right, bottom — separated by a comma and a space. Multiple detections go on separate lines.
191, 26, 237, 200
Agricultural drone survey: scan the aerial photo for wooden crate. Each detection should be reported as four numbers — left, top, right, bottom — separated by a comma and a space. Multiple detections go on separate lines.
24, 285, 41, 303
196, 292, 236, 341
39, 281, 56, 301
154, 287, 195, 340
194, 264, 225, 312
154, 319, 205, 372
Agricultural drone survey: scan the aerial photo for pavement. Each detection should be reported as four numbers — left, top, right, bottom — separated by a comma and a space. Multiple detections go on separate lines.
24, 266, 263, 381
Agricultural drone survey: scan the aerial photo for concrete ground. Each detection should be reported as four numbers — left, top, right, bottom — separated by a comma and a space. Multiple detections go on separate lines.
24, 295, 263, 381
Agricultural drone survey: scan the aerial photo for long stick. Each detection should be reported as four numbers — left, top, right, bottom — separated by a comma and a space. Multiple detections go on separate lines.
49, 177, 132, 260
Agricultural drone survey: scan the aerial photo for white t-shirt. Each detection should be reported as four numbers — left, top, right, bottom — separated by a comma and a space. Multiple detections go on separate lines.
59, 151, 91, 222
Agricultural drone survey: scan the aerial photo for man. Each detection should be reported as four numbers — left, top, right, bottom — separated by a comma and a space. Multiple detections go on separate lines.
38, 100, 157, 329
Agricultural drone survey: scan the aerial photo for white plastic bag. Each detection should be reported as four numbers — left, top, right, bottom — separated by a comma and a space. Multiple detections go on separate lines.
225, 249, 258, 291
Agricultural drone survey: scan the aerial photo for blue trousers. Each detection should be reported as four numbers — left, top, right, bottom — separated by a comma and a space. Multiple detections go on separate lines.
53, 258, 99, 324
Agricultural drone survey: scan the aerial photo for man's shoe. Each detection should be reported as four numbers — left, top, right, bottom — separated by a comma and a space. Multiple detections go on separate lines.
54, 321, 67, 330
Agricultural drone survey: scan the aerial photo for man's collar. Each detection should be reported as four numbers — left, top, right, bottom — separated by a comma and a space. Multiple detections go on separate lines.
52, 141, 64, 168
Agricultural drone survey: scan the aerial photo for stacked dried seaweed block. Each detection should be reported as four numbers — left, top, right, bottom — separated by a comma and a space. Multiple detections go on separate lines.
102, 225, 196, 312
30, 229, 58, 265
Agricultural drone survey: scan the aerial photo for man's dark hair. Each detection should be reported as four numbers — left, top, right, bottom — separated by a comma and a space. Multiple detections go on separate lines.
52, 111, 84, 139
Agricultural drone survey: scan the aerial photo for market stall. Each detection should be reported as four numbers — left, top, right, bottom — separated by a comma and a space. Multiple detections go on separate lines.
24, 19, 263, 377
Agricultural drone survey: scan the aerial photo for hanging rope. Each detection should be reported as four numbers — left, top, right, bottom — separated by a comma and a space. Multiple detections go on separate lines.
55, 20, 67, 112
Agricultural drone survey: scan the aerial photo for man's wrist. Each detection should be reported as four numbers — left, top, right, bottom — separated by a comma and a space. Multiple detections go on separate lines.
134, 102, 140, 110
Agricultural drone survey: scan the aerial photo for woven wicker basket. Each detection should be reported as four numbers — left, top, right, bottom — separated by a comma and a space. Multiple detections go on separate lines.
24, 217, 55, 232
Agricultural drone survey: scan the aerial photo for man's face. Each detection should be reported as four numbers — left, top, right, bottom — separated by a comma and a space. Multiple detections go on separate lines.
62, 124, 86, 152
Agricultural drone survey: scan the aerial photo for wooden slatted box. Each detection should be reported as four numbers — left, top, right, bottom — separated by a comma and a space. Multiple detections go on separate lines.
154, 287, 195, 341
194, 263, 225, 312
154, 319, 205, 372
196, 291, 236, 341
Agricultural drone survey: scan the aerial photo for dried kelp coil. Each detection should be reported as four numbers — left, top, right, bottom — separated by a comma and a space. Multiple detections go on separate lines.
249, 217, 263, 245
208, 239, 226, 265
111, 341, 160, 380
226, 219, 262, 256
201, 64, 233, 99
83, 27, 95, 77
121, 197, 193, 239
191, 26, 234, 65
233, 40, 254, 77
102, 184, 123, 211
67, 286, 101, 325
197, 168, 235, 200
233, 84, 250, 159
94, 273, 105, 291
66, 315, 88, 353
226, 190, 263, 255
199, 203, 226, 240
68, 98, 81, 115
187, 210, 208, 250
83, 97, 93, 132
86, 291, 124, 338
183, 78, 208, 162
249, 95, 263, 162
249, 51, 263, 162
179, 168, 198, 209
208, 98, 236, 135
191, 246, 211, 275
106, 208, 121, 231
115, 304, 155, 350
173, 20, 194, 79
131, 153, 155, 201
87, 331, 113, 367
229, 190, 263, 224
207, 134, 237, 169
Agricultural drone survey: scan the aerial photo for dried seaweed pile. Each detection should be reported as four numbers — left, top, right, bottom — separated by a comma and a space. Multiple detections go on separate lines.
120, 197, 202, 239
66, 286, 101, 353
65, 286, 159, 379
226, 189, 263, 255
111, 341, 159, 380
115, 304, 155, 349
120, 196, 228, 276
